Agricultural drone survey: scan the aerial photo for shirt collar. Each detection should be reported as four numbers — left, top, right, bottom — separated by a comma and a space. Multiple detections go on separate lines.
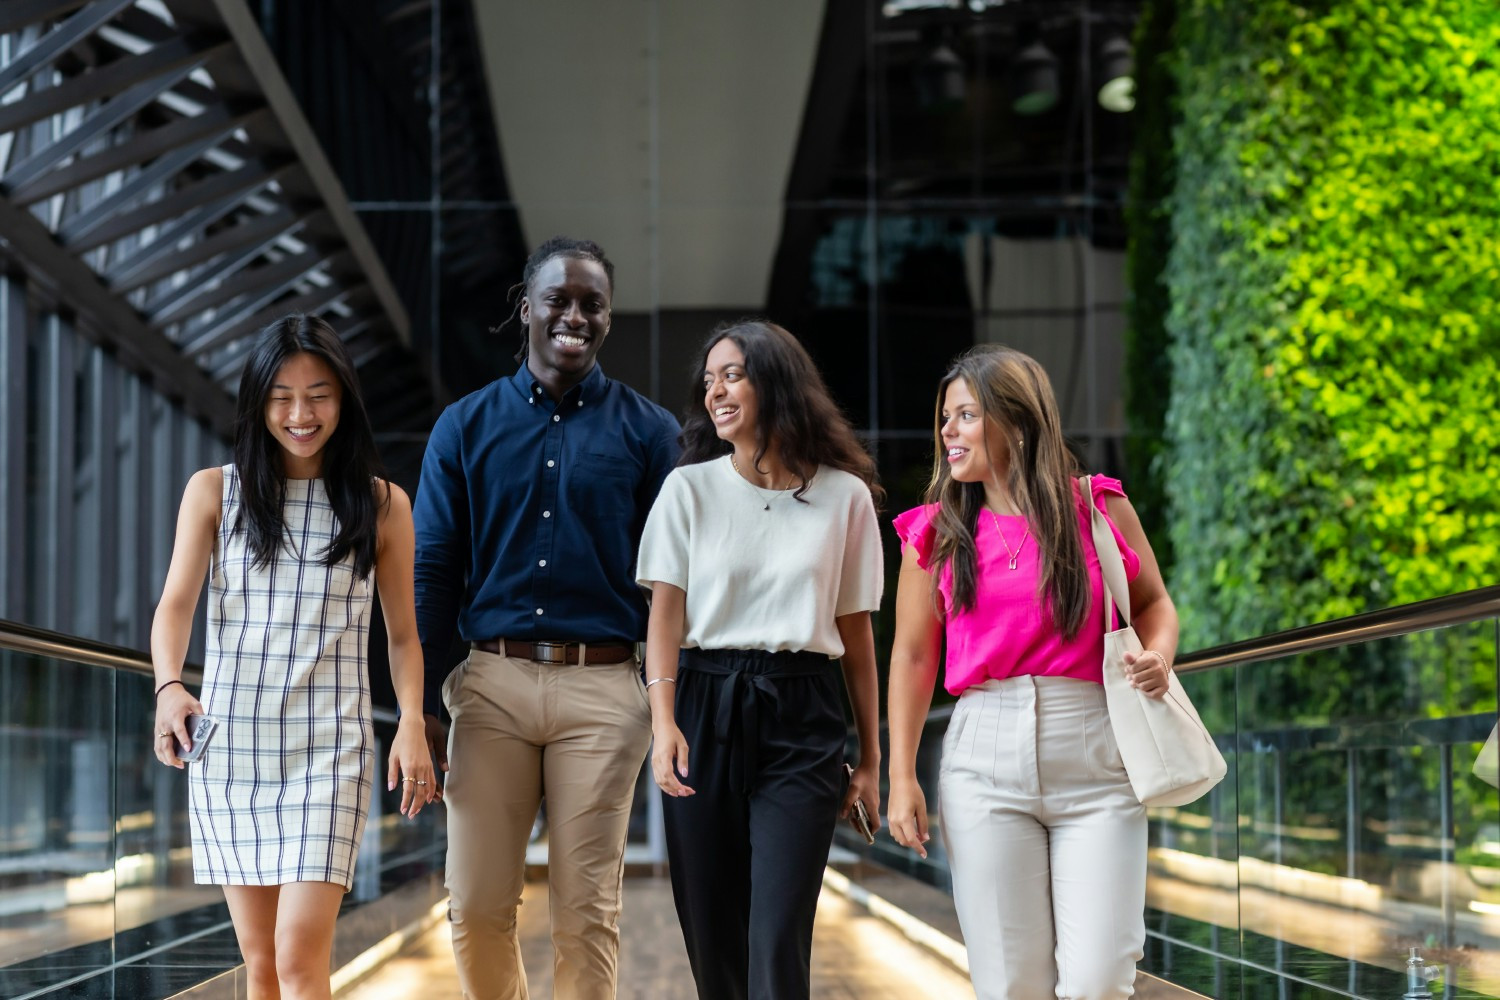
510, 361, 609, 408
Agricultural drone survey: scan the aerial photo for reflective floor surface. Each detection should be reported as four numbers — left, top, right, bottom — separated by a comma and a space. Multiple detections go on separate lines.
343, 876, 975, 999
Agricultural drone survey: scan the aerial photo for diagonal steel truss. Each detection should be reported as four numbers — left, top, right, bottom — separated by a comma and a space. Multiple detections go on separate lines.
0, 0, 439, 438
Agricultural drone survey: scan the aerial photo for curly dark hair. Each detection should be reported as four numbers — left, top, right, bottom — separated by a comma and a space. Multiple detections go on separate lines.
500, 236, 615, 363
678, 319, 883, 507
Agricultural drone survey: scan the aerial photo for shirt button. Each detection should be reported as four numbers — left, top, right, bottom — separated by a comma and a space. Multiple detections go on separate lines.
547, 460, 555, 468
536, 608, 544, 615
543, 510, 551, 518
552, 415, 561, 423
539, 559, 547, 567
577, 400, 583, 407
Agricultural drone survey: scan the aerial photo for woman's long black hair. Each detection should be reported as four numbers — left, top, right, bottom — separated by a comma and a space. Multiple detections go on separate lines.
678, 319, 884, 507
232, 314, 385, 578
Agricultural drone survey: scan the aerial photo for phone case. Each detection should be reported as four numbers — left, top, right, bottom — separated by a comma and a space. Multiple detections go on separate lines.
851, 798, 876, 844
174, 714, 219, 763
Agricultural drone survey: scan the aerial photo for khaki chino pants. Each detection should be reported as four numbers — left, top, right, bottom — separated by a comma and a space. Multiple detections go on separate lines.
441, 648, 652, 1000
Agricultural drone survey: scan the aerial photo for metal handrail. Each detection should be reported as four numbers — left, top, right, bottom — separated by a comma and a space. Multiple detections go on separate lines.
0, 618, 401, 724
1175, 584, 1500, 674
0, 617, 185, 679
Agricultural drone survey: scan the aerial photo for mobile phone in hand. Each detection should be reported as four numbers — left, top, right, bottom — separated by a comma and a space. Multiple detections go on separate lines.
842, 762, 876, 844
173, 714, 219, 763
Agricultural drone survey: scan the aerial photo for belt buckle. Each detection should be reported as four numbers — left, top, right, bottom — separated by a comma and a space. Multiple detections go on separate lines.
532, 641, 574, 666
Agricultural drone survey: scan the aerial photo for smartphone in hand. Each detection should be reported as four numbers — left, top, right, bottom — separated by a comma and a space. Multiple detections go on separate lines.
173, 714, 220, 763
842, 763, 876, 845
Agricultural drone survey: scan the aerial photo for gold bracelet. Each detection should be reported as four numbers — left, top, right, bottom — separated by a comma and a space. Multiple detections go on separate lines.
644, 677, 676, 689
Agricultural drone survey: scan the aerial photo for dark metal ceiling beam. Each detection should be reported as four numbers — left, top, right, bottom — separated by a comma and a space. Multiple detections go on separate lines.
66, 158, 290, 252
6, 103, 267, 206
188, 283, 353, 359
0, 196, 234, 433
0, 34, 230, 134
101, 187, 272, 288
0, 0, 91, 35
115, 206, 316, 294
53, 129, 233, 243
152, 246, 342, 327
0, 0, 138, 93
163, 0, 411, 347
0, 59, 204, 191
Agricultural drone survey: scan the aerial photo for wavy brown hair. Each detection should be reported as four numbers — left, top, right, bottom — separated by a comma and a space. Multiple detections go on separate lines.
678, 320, 883, 507
926, 345, 1089, 637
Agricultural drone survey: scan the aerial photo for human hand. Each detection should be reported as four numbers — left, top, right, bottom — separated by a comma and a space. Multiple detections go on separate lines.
1123, 649, 1170, 699
886, 775, 930, 859
841, 761, 883, 836
152, 684, 205, 769
389, 718, 439, 816
651, 723, 694, 797
423, 713, 450, 773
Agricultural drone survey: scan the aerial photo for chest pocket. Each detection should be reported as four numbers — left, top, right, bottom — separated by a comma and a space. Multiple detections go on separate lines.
570, 450, 641, 522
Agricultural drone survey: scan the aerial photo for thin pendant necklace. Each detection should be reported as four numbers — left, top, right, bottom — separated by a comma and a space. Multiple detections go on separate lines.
988, 509, 1030, 570
731, 453, 792, 511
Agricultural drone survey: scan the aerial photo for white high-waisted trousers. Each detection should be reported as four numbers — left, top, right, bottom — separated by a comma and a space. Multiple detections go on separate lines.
940, 675, 1147, 1000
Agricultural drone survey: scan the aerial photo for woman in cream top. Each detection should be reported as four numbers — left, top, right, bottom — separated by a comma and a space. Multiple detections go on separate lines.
636, 320, 883, 1000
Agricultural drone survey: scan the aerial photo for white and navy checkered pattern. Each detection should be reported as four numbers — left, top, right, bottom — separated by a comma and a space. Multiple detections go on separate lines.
189, 465, 374, 889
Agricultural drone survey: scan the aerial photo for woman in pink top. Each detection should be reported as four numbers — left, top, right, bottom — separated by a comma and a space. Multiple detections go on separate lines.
885, 346, 1178, 1000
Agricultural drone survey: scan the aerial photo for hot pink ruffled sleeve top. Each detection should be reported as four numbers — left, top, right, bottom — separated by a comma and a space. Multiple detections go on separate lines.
893, 476, 1140, 695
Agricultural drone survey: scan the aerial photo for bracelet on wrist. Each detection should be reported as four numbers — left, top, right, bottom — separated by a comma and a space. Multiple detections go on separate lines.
644, 676, 676, 690
154, 679, 185, 700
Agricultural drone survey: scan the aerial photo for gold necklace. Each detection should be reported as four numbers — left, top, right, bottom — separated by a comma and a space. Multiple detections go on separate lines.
730, 454, 793, 511
988, 509, 1030, 571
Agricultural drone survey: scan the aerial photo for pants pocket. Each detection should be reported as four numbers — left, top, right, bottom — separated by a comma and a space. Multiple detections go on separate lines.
940, 700, 971, 775
441, 657, 470, 714
1085, 704, 1129, 782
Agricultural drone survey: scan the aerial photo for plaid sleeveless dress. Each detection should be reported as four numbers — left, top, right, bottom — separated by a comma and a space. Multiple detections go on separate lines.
189, 465, 375, 889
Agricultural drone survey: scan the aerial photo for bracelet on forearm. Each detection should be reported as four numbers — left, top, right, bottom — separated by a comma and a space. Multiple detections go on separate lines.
644, 677, 676, 690
154, 679, 186, 700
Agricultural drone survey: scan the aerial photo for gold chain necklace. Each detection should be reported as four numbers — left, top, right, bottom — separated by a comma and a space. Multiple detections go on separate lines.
988, 509, 1030, 571
730, 454, 793, 511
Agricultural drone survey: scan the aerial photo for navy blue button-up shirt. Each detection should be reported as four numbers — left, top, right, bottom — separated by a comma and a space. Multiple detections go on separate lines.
412, 363, 680, 714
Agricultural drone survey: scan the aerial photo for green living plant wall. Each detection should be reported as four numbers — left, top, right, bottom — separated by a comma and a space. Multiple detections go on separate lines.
1161, 0, 1500, 650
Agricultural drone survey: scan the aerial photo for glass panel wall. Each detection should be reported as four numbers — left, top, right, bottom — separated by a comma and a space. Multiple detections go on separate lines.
0, 636, 447, 998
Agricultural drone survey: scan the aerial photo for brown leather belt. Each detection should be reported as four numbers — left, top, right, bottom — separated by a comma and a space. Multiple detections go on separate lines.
472, 638, 634, 665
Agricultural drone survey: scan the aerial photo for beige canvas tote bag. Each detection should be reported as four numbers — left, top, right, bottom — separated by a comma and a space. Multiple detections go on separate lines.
1086, 476, 1227, 807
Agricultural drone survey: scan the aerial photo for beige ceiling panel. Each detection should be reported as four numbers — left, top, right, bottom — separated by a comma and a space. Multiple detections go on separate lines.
475, 0, 826, 311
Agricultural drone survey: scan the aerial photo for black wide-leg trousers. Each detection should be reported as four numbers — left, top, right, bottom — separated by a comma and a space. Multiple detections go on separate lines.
663, 647, 847, 1000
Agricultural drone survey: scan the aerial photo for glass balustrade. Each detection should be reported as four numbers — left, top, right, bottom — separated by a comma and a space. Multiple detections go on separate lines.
0, 625, 447, 999
834, 591, 1500, 999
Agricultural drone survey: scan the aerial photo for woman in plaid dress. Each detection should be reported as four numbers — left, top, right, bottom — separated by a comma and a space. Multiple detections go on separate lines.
150, 315, 437, 1000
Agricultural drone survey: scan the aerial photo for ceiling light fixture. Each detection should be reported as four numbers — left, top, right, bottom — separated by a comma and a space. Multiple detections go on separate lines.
1097, 35, 1135, 112
1011, 39, 1059, 116
915, 39, 967, 110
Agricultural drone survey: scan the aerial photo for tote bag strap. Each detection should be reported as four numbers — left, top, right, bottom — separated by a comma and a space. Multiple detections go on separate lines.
1083, 474, 1132, 631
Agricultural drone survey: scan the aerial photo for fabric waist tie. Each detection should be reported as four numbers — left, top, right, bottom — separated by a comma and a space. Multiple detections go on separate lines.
679, 647, 834, 796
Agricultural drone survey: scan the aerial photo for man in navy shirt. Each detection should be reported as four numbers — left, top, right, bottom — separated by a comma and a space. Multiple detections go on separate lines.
413, 237, 679, 999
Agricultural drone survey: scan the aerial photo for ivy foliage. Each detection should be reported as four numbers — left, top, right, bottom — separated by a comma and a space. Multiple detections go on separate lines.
1159, 0, 1500, 647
